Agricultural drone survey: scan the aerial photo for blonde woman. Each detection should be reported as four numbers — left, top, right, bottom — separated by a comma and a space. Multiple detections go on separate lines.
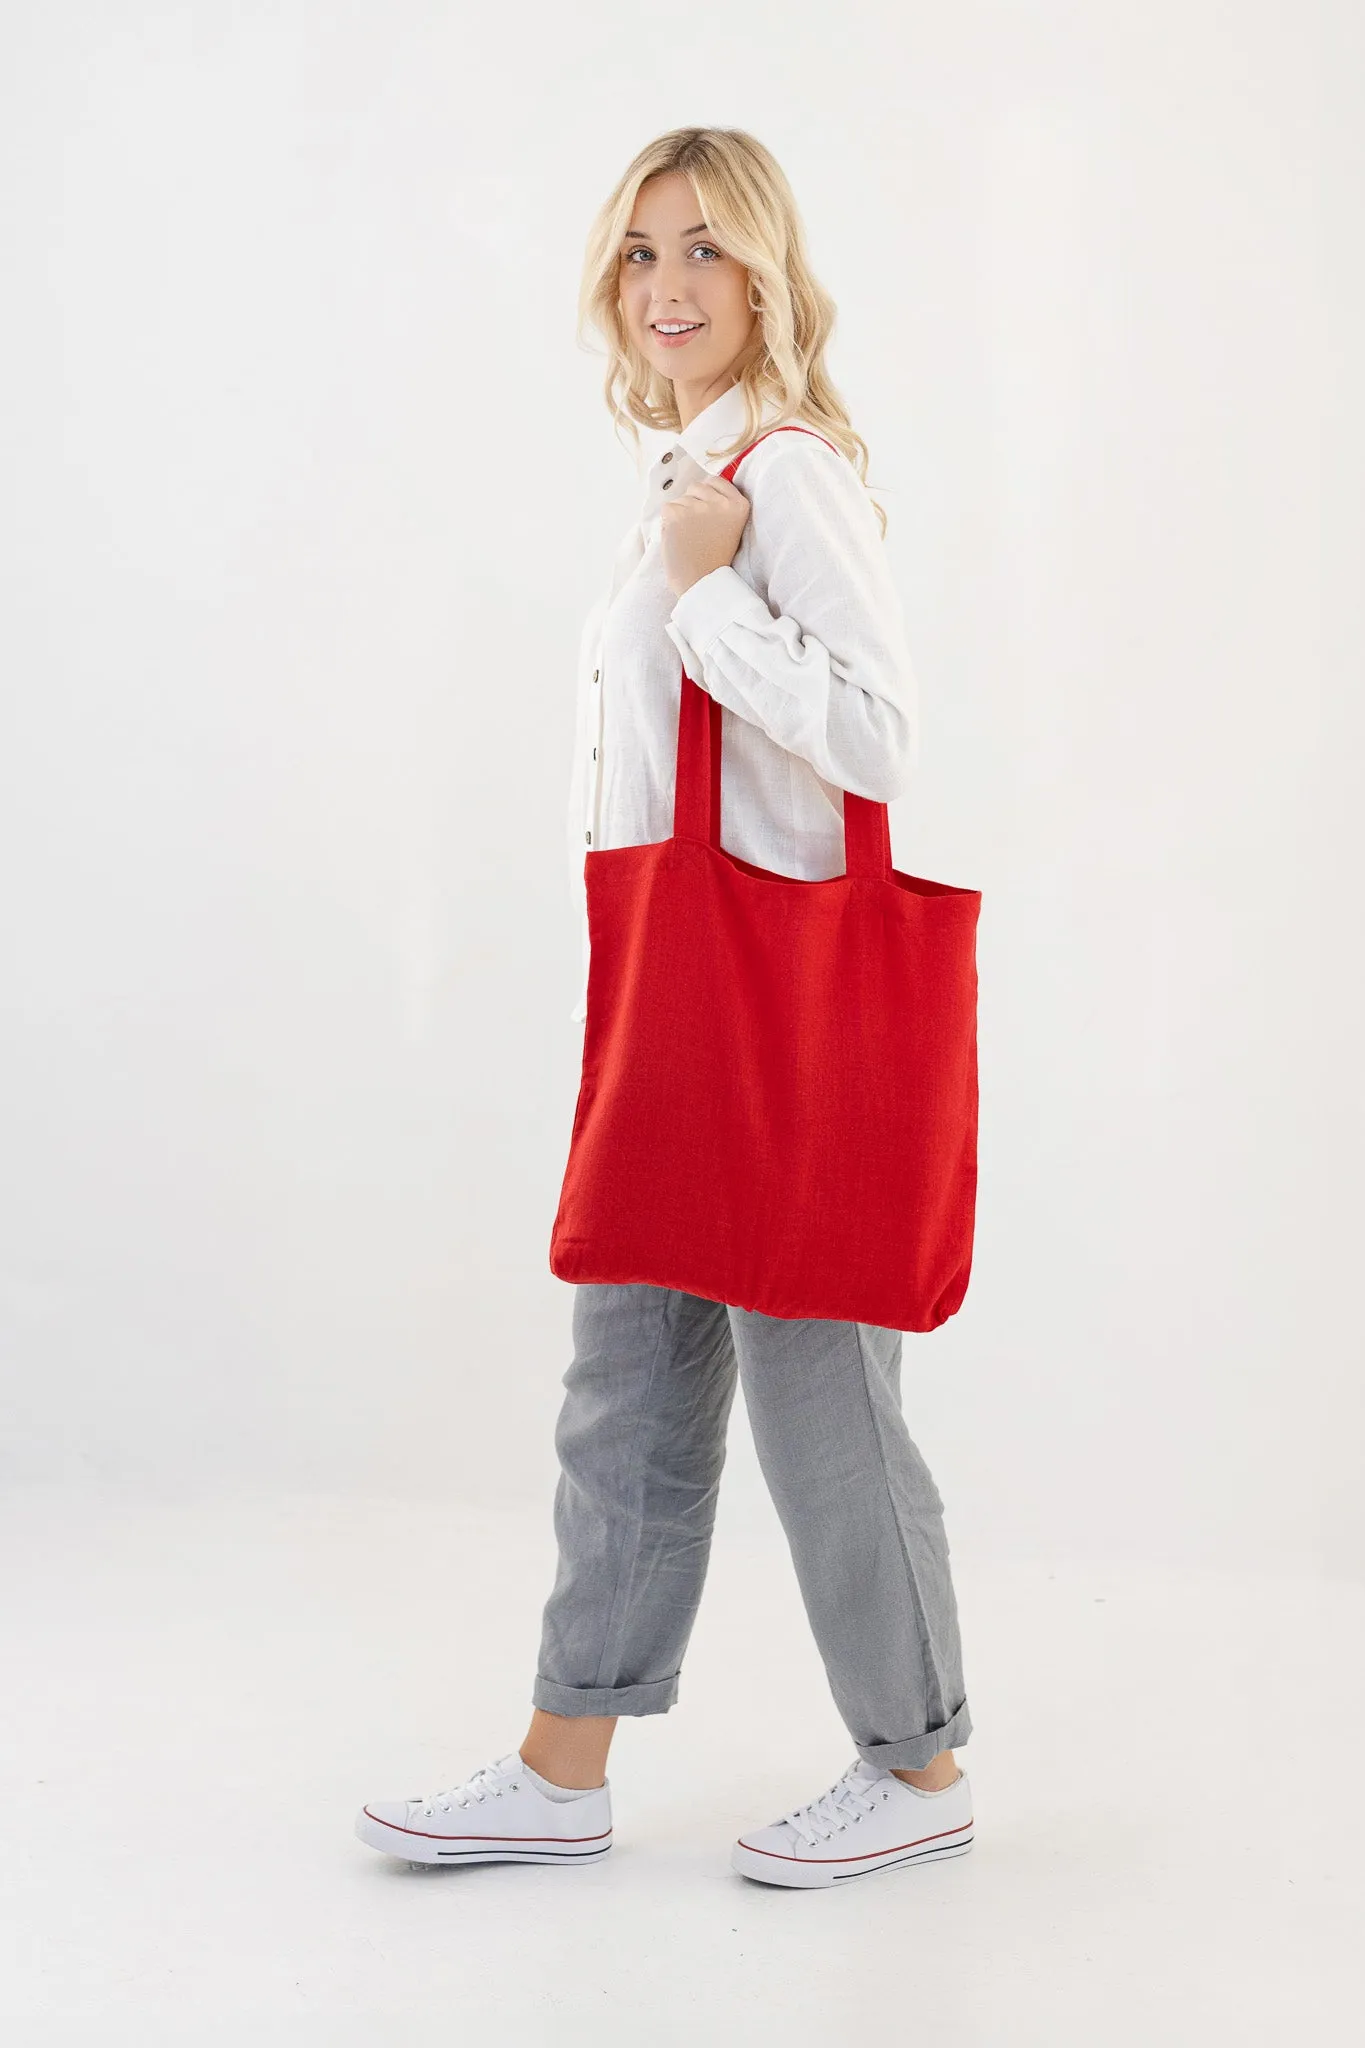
357, 128, 974, 1889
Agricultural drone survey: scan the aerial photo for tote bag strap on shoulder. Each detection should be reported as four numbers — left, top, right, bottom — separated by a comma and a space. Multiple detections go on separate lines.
671, 425, 893, 882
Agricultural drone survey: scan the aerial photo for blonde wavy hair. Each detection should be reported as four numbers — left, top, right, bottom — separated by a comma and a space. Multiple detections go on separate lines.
578, 127, 888, 538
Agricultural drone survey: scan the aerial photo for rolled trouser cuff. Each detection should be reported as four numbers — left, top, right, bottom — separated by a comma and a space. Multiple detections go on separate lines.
854, 1696, 973, 1771
531, 1671, 679, 1718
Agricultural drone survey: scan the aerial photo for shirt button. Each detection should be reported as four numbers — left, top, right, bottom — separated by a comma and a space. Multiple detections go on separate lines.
661, 451, 673, 463
585, 830, 592, 844
662, 478, 673, 490
592, 746, 597, 759
592, 667, 599, 683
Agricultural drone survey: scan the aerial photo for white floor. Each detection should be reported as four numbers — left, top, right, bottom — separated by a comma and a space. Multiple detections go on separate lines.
1, 1483, 1360, 2045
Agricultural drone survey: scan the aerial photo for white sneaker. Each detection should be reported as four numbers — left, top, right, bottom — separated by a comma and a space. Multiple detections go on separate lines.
355, 1750, 613, 1868
731, 1756, 973, 1888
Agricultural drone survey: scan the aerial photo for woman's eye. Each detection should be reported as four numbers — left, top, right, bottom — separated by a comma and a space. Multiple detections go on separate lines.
623, 243, 722, 264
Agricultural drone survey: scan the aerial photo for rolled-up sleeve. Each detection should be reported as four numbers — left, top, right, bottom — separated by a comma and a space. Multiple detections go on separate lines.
662, 436, 918, 802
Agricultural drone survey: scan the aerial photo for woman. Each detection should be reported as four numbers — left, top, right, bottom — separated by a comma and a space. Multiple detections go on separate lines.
357, 127, 974, 1889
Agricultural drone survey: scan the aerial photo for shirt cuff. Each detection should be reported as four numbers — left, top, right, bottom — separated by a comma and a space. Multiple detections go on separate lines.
666, 563, 774, 657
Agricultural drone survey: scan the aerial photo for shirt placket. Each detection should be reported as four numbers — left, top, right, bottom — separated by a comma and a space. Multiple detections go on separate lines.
582, 442, 689, 852
585, 650, 603, 846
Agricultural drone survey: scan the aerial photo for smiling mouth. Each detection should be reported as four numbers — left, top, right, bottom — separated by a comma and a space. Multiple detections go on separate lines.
652, 321, 704, 335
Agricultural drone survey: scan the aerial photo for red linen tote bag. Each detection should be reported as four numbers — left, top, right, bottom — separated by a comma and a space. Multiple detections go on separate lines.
549, 426, 982, 1332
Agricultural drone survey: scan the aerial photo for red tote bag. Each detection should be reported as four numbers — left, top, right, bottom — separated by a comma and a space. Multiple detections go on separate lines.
549, 427, 982, 1332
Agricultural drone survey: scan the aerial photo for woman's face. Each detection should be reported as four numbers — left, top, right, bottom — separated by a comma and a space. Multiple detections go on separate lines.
617, 170, 756, 411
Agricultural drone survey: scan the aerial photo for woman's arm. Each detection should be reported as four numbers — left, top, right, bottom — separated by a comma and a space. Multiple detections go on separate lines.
662, 435, 918, 803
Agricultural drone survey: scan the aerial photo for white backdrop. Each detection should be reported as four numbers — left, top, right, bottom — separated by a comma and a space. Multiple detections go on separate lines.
1, 2, 1358, 1579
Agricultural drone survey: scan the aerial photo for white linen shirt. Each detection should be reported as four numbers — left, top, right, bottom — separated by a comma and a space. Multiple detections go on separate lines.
565, 379, 919, 1025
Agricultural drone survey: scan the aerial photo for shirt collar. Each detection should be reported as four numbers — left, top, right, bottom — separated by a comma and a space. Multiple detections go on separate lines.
657, 381, 789, 476
638, 383, 790, 542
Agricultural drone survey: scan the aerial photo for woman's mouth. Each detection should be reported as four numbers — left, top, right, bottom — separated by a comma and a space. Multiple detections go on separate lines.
652, 320, 705, 348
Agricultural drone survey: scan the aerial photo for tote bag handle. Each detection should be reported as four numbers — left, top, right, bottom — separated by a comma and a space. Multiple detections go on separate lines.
671, 427, 893, 882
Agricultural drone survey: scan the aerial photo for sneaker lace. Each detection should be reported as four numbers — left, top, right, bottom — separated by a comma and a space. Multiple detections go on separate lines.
413, 1757, 523, 1818
781, 1763, 885, 1848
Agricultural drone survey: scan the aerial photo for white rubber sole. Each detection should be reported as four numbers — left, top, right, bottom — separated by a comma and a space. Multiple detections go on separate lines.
730, 1820, 974, 1888
355, 1807, 613, 1866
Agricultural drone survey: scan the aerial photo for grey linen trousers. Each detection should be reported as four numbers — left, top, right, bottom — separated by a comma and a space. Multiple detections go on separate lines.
532, 1282, 972, 1771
